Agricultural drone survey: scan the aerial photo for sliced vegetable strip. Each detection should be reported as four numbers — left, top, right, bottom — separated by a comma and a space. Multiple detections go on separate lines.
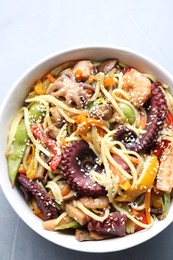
31, 124, 62, 172
115, 154, 159, 202
72, 112, 104, 137
7, 120, 29, 186
7, 103, 44, 186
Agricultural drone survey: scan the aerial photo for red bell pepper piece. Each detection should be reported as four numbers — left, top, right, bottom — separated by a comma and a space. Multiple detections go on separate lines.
153, 140, 169, 157
135, 212, 148, 232
157, 81, 162, 86
49, 154, 62, 172
123, 67, 132, 74
31, 124, 62, 172
166, 110, 173, 131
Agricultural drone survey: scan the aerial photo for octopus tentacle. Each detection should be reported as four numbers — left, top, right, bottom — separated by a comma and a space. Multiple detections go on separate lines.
114, 83, 167, 152
17, 174, 58, 220
61, 141, 105, 196
114, 126, 137, 144
87, 212, 127, 236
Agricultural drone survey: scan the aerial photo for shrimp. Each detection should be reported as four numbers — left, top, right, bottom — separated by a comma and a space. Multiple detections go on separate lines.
156, 141, 173, 193
122, 69, 151, 107
79, 196, 109, 209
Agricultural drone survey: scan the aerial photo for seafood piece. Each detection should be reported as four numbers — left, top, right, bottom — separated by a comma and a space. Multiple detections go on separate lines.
89, 104, 114, 120
35, 163, 46, 180
47, 72, 92, 108
98, 59, 118, 74
79, 196, 109, 209
17, 174, 58, 220
72, 60, 94, 81
114, 83, 167, 152
51, 60, 77, 77
50, 106, 64, 128
89, 231, 114, 240
87, 212, 127, 236
75, 229, 92, 241
75, 229, 113, 241
114, 126, 137, 147
43, 215, 73, 231
122, 68, 151, 107
112, 154, 130, 173
63, 190, 77, 201
65, 203, 87, 226
156, 142, 173, 193
46, 124, 59, 139
61, 141, 105, 196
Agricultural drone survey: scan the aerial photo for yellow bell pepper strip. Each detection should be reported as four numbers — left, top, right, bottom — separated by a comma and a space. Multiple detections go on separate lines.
26, 146, 36, 179
7, 103, 44, 186
115, 154, 159, 202
137, 154, 159, 188
72, 112, 104, 138
34, 76, 55, 95
119, 180, 131, 191
31, 124, 62, 172
34, 80, 46, 95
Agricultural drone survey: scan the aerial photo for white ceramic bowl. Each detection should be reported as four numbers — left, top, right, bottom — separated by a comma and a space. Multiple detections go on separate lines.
0, 45, 173, 253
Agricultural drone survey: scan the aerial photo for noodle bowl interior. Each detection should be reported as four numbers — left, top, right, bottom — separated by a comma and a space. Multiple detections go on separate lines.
6, 59, 173, 241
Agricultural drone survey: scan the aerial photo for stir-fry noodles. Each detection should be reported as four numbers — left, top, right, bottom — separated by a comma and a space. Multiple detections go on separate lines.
6, 59, 173, 241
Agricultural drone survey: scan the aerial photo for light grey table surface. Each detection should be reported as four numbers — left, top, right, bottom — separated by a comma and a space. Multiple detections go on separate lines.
1, 0, 173, 259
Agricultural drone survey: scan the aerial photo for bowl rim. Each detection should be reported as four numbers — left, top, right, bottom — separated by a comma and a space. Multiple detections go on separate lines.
0, 44, 173, 253
1, 43, 173, 110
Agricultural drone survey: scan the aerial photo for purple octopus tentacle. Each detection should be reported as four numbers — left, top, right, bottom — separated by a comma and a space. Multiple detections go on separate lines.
87, 212, 127, 236
115, 83, 167, 152
17, 174, 58, 220
61, 141, 105, 196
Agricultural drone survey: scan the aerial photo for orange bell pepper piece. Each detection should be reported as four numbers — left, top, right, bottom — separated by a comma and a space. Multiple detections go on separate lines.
26, 146, 37, 179
72, 113, 104, 137
46, 73, 56, 83
103, 77, 114, 87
